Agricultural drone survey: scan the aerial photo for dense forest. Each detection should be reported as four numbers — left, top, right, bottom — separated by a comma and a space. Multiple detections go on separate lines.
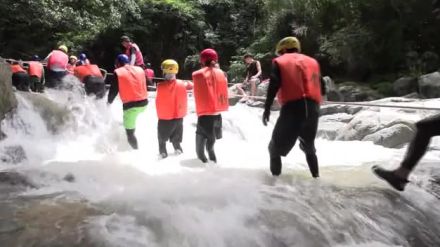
1, 0, 440, 84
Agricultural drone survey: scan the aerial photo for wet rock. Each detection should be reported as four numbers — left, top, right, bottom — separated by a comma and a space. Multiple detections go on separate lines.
393, 77, 418, 96
0, 220, 24, 234
256, 80, 269, 97
0, 61, 17, 122
317, 121, 346, 140
0, 145, 27, 164
16, 92, 73, 134
320, 113, 354, 123
338, 82, 382, 102
418, 71, 440, 98
63, 173, 75, 183
0, 171, 35, 188
362, 123, 415, 148
320, 104, 363, 116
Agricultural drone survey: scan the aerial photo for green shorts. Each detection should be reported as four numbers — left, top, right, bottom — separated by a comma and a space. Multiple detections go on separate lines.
123, 106, 146, 130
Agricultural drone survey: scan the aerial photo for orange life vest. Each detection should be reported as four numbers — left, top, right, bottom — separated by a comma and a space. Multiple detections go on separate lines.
47, 50, 68, 71
28, 61, 44, 78
10, 64, 27, 74
74, 64, 103, 83
115, 65, 147, 104
274, 53, 322, 105
192, 67, 229, 116
125, 43, 144, 67
156, 79, 193, 120
144, 68, 155, 79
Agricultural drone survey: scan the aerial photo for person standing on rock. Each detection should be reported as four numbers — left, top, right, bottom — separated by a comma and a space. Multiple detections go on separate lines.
108, 54, 148, 150
372, 114, 440, 191
262, 37, 322, 178
192, 48, 229, 163
121, 35, 145, 69
28, 55, 45, 93
156, 59, 193, 159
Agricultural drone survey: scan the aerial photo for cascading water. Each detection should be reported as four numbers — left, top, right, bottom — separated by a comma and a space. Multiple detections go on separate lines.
0, 81, 439, 247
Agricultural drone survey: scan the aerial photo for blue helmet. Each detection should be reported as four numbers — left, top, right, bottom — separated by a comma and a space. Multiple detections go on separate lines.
117, 54, 129, 65
31, 55, 40, 61
79, 53, 87, 61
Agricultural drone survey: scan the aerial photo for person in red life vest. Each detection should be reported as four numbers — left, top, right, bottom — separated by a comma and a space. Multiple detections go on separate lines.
74, 62, 105, 99
10, 61, 30, 91
156, 59, 193, 159
192, 48, 229, 163
120, 35, 145, 69
67, 55, 78, 74
107, 54, 148, 150
144, 63, 155, 87
44, 45, 69, 88
28, 55, 45, 93
263, 37, 323, 178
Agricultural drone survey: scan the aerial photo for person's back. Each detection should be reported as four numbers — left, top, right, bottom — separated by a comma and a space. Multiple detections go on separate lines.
115, 65, 147, 104
10, 62, 30, 91
45, 45, 69, 88
48, 50, 68, 72
28, 56, 45, 92
192, 48, 229, 163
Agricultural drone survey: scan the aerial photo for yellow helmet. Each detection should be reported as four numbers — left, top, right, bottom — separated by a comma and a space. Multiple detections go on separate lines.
58, 45, 68, 53
69, 55, 77, 61
275, 37, 301, 55
161, 59, 179, 74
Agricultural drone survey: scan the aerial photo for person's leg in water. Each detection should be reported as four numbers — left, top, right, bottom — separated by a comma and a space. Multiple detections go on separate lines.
206, 115, 222, 163
157, 119, 171, 158
170, 118, 184, 154
125, 129, 138, 149
196, 116, 216, 163
268, 102, 303, 176
372, 114, 440, 191
123, 106, 146, 150
298, 100, 320, 178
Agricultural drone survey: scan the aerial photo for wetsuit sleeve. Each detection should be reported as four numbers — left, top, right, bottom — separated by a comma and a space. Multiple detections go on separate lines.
264, 62, 281, 112
129, 47, 136, 66
107, 75, 119, 104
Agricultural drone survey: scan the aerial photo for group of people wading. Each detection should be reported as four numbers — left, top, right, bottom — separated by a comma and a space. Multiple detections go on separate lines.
6, 35, 438, 193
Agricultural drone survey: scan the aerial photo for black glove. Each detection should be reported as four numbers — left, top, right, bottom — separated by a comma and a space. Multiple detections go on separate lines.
262, 109, 270, 126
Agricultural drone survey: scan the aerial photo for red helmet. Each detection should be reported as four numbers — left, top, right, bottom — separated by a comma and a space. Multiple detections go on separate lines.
200, 48, 218, 64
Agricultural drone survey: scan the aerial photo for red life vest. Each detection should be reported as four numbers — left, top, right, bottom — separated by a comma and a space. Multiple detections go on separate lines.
144, 68, 154, 79
74, 64, 103, 83
10, 64, 27, 74
125, 43, 144, 67
28, 61, 44, 79
274, 53, 322, 105
192, 67, 229, 116
47, 50, 68, 71
115, 65, 147, 104
156, 79, 192, 120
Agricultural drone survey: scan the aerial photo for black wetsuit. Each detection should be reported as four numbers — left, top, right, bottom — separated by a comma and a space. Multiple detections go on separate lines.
246, 61, 261, 80
401, 114, 440, 171
84, 75, 105, 99
158, 118, 184, 156
264, 61, 322, 177
195, 115, 223, 163
12, 72, 30, 91
30, 74, 44, 93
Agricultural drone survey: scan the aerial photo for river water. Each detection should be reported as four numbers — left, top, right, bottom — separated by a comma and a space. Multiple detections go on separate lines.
0, 83, 439, 247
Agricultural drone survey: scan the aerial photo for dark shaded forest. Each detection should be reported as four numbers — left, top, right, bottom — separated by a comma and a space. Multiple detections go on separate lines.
1, 0, 439, 85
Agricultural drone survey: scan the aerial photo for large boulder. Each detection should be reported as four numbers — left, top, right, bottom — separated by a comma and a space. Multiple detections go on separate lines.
0, 61, 18, 139
362, 123, 415, 148
338, 82, 382, 102
393, 77, 418, 96
418, 72, 440, 98
320, 104, 364, 116
0, 171, 35, 188
0, 145, 27, 164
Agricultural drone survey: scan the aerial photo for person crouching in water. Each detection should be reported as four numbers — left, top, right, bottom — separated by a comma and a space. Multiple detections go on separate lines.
263, 37, 322, 178
74, 61, 105, 98
192, 49, 229, 163
28, 55, 45, 93
156, 59, 193, 159
108, 54, 148, 149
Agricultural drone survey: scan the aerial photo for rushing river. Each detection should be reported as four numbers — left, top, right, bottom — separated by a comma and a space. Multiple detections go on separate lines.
0, 83, 439, 247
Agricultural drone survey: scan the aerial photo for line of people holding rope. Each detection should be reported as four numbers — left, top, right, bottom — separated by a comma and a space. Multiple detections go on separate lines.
5, 35, 439, 193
